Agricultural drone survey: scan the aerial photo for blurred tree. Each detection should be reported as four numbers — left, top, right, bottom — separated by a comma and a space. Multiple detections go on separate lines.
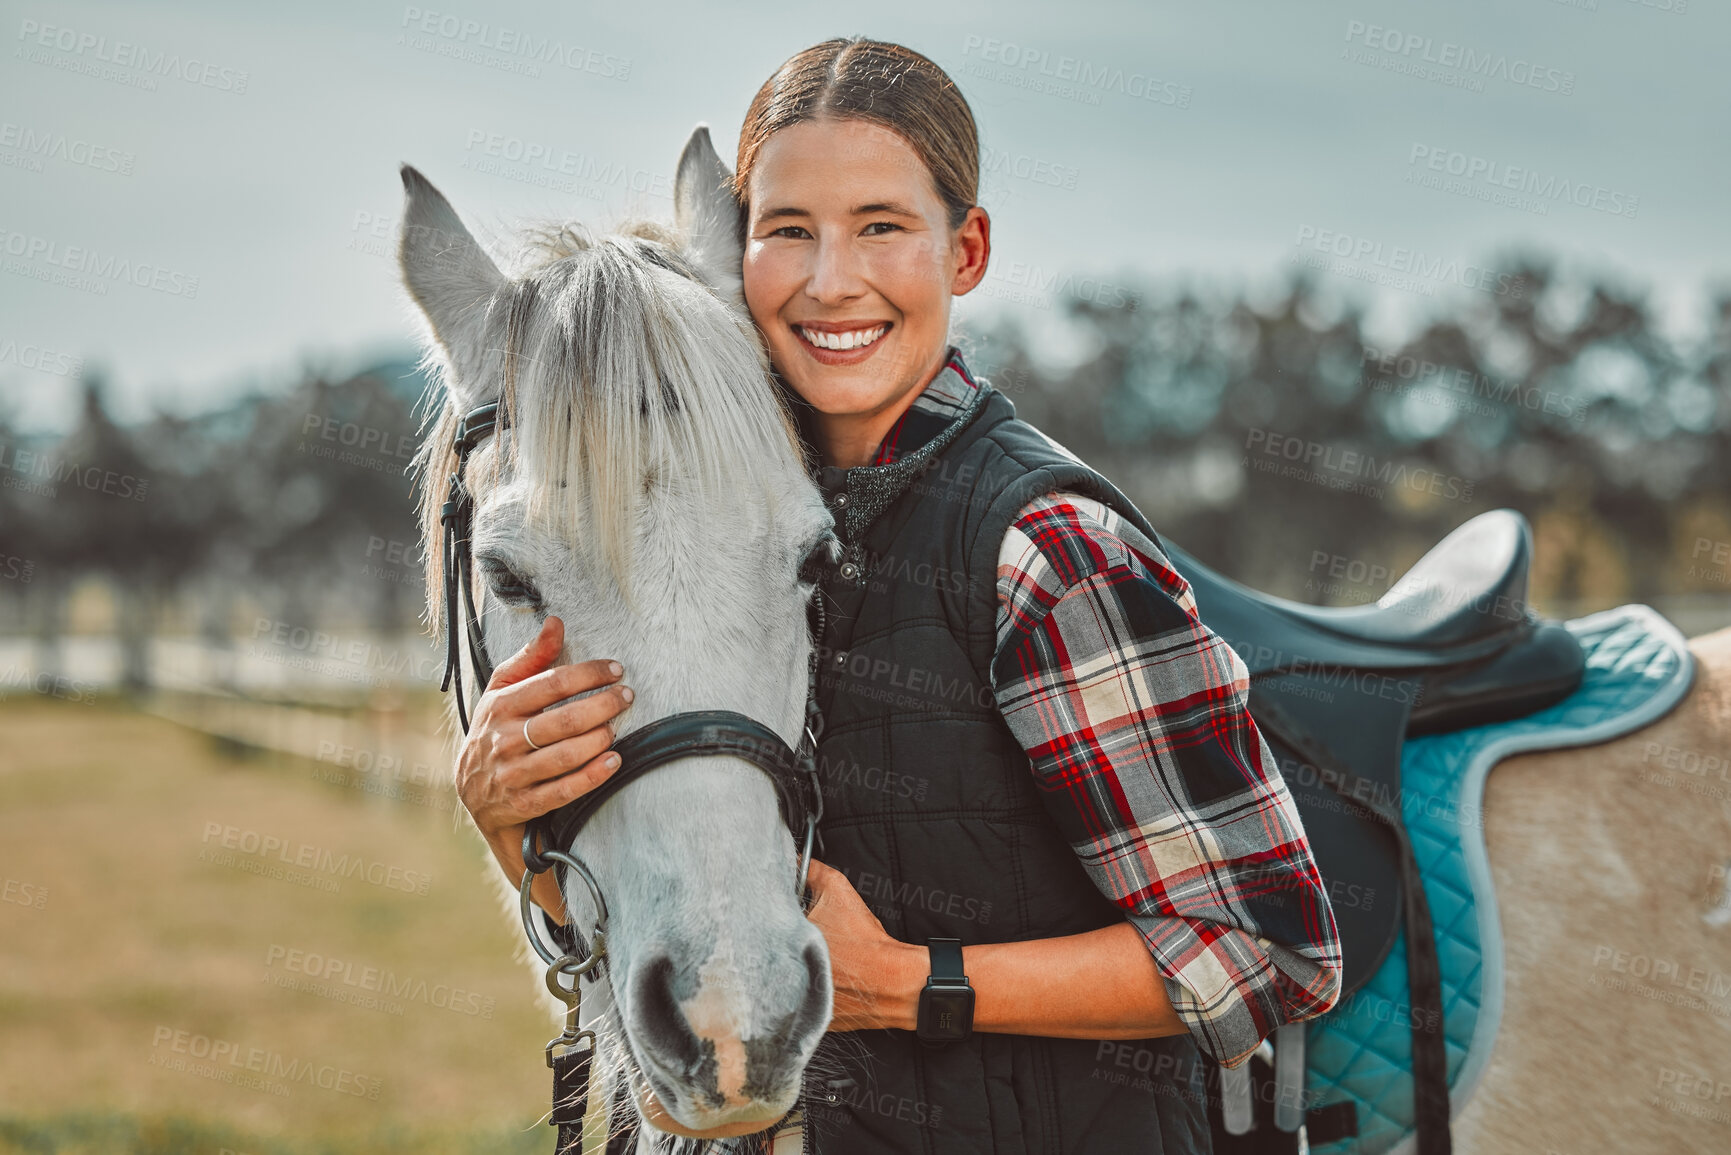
6, 262, 1722, 696
45, 374, 165, 690
0, 403, 59, 677
229, 365, 424, 635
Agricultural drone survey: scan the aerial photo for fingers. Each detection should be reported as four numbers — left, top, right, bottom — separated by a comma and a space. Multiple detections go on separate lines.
458, 728, 621, 832
487, 615, 565, 690
455, 619, 631, 843
513, 722, 620, 788
497, 656, 627, 719
521, 683, 633, 753
516, 750, 624, 815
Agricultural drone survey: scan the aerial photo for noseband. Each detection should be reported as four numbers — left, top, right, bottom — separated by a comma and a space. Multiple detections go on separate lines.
437, 399, 827, 1145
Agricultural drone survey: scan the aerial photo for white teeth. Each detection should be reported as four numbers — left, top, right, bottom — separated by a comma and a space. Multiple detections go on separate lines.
799, 325, 886, 351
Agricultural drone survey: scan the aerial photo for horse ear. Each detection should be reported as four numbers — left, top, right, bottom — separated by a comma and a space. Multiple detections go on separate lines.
674, 125, 746, 309
397, 164, 506, 411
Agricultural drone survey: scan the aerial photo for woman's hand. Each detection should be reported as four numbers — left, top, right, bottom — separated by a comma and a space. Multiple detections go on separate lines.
455, 615, 632, 922
803, 859, 924, 1031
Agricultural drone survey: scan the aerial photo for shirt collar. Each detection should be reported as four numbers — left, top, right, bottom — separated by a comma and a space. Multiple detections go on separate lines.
867, 347, 981, 466
806, 346, 994, 544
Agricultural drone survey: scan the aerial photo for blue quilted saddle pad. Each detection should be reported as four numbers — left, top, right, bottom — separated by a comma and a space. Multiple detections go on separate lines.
1304, 604, 1695, 1155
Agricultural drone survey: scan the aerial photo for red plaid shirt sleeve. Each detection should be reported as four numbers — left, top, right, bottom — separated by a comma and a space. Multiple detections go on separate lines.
992, 490, 1342, 1067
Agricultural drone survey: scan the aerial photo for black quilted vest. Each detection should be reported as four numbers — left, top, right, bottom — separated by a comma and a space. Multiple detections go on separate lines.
796, 376, 1213, 1155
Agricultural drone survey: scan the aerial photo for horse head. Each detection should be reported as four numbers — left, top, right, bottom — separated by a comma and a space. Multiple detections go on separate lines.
398, 126, 836, 1138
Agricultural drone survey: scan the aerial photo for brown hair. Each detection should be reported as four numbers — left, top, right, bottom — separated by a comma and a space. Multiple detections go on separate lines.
735, 37, 980, 230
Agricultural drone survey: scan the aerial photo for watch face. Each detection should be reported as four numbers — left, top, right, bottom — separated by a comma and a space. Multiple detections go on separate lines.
918, 986, 975, 1041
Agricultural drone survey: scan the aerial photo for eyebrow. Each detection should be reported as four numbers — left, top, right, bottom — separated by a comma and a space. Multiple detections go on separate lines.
757, 200, 922, 222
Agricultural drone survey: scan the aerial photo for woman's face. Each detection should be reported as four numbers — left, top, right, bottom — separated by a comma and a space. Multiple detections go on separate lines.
741, 116, 989, 426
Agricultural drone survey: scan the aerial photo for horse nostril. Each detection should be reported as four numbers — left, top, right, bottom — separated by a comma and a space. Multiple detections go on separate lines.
742, 940, 834, 1101
800, 939, 833, 1035
630, 953, 710, 1080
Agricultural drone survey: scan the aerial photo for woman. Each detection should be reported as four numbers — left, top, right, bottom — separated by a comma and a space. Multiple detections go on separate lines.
455, 37, 1341, 1155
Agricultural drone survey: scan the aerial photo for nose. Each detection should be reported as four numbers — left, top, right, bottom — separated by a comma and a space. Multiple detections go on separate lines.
628, 938, 832, 1113
804, 234, 867, 307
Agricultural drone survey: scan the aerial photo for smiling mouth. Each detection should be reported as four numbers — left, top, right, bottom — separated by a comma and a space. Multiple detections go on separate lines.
793, 323, 890, 352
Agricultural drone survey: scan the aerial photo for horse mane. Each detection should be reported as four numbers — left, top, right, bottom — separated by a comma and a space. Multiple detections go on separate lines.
412, 217, 803, 631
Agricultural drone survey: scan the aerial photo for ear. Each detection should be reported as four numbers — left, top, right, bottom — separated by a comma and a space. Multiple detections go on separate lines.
674, 125, 746, 309
397, 164, 506, 412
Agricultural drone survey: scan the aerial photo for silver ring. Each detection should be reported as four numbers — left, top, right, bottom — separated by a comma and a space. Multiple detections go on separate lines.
523, 716, 545, 751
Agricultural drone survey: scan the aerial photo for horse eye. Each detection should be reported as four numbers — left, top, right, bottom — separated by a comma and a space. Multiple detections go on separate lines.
797, 534, 839, 586
478, 554, 543, 607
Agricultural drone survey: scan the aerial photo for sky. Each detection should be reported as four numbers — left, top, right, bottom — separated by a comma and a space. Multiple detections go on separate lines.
1, 0, 1725, 431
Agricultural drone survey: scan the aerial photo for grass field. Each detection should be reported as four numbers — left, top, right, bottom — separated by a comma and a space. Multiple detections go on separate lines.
0, 694, 566, 1154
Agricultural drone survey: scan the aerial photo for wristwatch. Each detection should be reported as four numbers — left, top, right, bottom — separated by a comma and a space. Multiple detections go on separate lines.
916, 936, 974, 1043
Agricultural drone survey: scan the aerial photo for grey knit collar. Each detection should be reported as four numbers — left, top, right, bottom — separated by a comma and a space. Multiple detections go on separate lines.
823, 375, 997, 543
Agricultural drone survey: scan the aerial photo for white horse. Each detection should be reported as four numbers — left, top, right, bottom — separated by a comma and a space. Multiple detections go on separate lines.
398, 127, 836, 1150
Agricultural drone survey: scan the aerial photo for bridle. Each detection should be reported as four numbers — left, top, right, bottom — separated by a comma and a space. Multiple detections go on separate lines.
436, 399, 828, 1146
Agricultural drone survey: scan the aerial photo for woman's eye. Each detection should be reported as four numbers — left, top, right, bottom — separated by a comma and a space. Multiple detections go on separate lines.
862, 222, 902, 236
770, 225, 812, 239
478, 556, 542, 607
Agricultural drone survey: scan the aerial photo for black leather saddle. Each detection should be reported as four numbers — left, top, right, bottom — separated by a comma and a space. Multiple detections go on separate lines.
1166, 508, 1583, 994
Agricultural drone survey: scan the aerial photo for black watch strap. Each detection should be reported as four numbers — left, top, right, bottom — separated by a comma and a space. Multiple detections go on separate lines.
927, 937, 964, 982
